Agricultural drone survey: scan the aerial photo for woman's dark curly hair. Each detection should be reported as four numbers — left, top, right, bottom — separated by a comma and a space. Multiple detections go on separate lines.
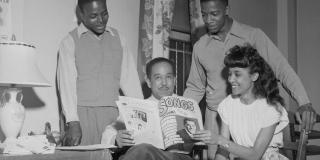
224, 44, 284, 111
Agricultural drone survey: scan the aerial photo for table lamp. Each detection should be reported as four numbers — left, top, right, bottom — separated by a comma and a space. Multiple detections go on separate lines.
0, 41, 50, 146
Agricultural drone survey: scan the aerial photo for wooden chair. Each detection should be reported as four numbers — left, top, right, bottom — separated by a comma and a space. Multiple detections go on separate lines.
282, 113, 320, 160
191, 144, 207, 160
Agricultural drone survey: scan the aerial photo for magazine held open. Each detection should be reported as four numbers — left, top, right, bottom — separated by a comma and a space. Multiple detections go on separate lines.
116, 96, 203, 153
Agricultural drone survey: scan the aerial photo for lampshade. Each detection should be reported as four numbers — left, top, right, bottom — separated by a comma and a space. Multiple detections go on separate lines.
0, 41, 50, 87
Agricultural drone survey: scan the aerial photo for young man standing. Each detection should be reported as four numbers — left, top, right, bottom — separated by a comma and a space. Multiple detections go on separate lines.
57, 0, 143, 154
183, 0, 316, 159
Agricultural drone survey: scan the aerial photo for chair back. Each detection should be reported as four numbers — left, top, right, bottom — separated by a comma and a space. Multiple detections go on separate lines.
283, 113, 320, 160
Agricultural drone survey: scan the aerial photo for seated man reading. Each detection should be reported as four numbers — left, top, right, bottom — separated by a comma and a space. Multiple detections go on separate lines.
101, 57, 194, 160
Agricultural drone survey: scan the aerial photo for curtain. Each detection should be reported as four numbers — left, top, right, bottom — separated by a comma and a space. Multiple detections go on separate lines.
0, 0, 25, 41
189, 0, 206, 45
0, 0, 12, 40
138, 0, 176, 77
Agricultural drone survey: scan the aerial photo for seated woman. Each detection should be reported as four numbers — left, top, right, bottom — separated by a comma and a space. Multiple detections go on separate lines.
193, 44, 289, 160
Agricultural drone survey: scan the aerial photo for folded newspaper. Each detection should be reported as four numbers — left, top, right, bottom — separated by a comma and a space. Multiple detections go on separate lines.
116, 96, 203, 153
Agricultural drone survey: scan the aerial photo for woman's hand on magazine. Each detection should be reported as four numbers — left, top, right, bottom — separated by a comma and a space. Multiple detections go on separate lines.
116, 130, 135, 148
192, 130, 219, 144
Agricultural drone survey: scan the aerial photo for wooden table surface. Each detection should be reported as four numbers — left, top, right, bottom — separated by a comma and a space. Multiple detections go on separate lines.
0, 150, 111, 160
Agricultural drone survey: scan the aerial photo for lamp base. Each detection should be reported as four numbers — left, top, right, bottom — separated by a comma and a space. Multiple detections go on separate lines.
3, 137, 18, 144
0, 88, 25, 143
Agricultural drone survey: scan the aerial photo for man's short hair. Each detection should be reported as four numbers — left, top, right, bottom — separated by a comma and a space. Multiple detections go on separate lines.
146, 57, 175, 78
183, 118, 196, 125
200, 0, 228, 6
78, 0, 106, 11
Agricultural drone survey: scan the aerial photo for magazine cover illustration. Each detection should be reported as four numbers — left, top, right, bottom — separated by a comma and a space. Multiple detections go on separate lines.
159, 96, 203, 152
